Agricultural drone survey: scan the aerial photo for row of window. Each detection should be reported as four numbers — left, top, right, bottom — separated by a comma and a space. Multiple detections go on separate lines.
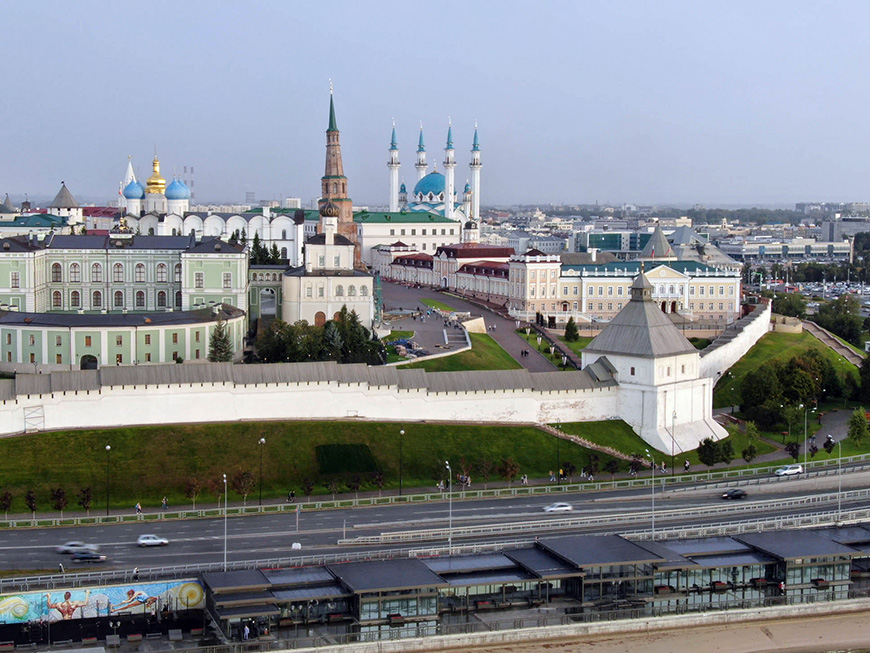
304, 284, 369, 298
51, 290, 183, 309
387, 228, 455, 237
8, 349, 195, 364
8, 330, 195, 348
51, 262, 182, 284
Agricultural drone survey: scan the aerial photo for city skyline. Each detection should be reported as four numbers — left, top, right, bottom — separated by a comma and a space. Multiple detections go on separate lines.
3, 1, 870, 207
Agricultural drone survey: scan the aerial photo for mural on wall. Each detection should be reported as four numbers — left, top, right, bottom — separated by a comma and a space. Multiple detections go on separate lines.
0, 579, 204, 624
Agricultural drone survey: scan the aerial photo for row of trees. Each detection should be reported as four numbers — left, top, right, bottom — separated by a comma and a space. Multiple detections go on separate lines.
226, 231, 284, 265
256, 307, 384, 365
0, 488, 93, 519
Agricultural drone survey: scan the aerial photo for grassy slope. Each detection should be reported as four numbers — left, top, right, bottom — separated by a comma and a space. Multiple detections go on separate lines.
0, 421, 614, 512
400, 333, 521, 372
421, 298, 455, 312
713, 331, 858, 409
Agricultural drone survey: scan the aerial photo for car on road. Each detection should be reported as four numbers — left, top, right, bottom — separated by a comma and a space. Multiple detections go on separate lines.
722, 489, 748, 500
56, 541, 99, 554
775, 464, 804, 476
543, 502, 574, 513
137, 534, 169, 547
71, 551, 107, 563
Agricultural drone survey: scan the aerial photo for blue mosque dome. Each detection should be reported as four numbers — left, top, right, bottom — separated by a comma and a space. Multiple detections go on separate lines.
123, 179, 144, 200
165, 178, 191, 200
400, 181, 407, 193
413, 171, 446, 197
464, 181, 471, 193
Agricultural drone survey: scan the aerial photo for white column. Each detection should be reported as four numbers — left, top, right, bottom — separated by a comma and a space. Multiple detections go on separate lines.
443, 123, 455, 221
470, 125, 482, 221
388, 126, 400, 213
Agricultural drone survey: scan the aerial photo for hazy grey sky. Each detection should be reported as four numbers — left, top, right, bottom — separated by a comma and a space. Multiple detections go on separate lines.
3, 1, 870, 207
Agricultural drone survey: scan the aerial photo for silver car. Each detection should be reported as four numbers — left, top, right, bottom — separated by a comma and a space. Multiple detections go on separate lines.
775, 464, 803, 476
543, 502, 574, 513
136, 534, 169, 547
56, 541, 99, 554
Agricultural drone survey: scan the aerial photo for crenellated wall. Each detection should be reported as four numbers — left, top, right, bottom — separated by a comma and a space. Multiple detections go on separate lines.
699, 299, 771, 379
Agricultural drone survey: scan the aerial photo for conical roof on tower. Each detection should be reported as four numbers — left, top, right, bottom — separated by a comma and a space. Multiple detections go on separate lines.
389, 124, 398, 151
446, 123, 454, 149
1, 194, 16, 213
640, 224, 675, 260
583, 272, 696, 359
472, 126, 480, 151
417, 127, 425, 152
49, 182, 79, 209
328, 92, 338, 132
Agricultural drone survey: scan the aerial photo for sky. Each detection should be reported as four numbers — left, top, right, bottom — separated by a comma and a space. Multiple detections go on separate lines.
3, 1, 870, 208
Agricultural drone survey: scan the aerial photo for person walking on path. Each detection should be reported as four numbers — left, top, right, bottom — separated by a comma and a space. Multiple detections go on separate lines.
135, 502, 142, 515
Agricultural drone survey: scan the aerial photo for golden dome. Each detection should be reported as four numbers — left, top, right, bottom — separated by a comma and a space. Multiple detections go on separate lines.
145, 154, 166, 195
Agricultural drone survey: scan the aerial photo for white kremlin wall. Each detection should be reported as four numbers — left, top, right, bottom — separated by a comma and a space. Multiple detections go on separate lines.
699, 300, 772, 379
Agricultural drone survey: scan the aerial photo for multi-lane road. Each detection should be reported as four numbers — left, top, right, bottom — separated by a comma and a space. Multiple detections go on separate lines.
3, 472, 868, 576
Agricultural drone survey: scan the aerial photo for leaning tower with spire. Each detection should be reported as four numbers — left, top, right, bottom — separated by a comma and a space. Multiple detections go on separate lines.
318, 86, 360, 266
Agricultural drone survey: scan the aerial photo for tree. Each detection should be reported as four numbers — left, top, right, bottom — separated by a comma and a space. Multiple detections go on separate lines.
604, 460, 620, 480
564, 317, 579, 342
0, 491, 11, 520
744, 422, 760, 442
718, 440, 735, 464
499, 457, 520, 486
860, 358, 870, 402
815, 294, 863, 346
476, 457, 494, 489
586, 453, 601, 478
301, 478, 315, 502
322, 322, 343, 361
51, 488, 68, 518
208, 318, 234, 362
629, 455, 644, 476
785, 441, 801, 461
809, 444, 819, 458
346, 474, 362, 498
206, 477, 224, 508
370, 471, 385, 498
697, 438, 720, 468
324, 479, 340, 500
742, 444, 758, 463
185, 478, 201, 510
24, 490, 36, 518
772, 293, 806, 319
231, 470, 256, 506
269, 243, 281, 263
848, 408, 870, 446
741, 365, 782, 413
77, 487, 92, 516
562, 461, 577, 482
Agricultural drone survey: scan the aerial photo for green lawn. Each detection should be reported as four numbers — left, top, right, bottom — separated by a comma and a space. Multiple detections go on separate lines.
558, 420, 776, 468
713, 331, 858, 409
421, 298, 455, 312
0, 421, 612, 513
384, 330, 415, 363
400, 332, 521, 372
515, 330, 591, 360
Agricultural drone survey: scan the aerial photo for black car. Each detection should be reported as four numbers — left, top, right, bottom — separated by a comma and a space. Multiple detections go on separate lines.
71, 551, 107, 563
722, 489, 748, 500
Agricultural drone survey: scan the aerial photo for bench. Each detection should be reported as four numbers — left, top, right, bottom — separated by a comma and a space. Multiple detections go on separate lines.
105, 634, 121, 648
168, 629, 183, 642
52, 641, 72, 649
126, 634, 143, 643
81, 637, 98, 646
0, 643, 13, 651
16, 644, 37, 650
190, 627, 204, 637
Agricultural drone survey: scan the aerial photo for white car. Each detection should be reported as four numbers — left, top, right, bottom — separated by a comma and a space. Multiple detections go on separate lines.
137, 534, 169, 547
543, 502, 574, 513
56, 541, 99, 554
775, 464, 803, 476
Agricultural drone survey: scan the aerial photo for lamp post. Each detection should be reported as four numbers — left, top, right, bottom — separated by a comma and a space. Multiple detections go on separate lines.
536, 335, 542, 351
222, 473, 228, 571
801, 402, 812, 472
399, 429, 405, 496
105, 445, 111, 517
646, 449, 655, 539
258, 438, 266, 507
671, 410, 677, 477
445, 460, 452, 554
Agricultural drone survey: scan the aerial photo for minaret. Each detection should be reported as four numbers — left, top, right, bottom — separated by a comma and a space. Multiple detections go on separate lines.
469, 123, 482, 221
443, 120, 456, 221
318, 83, 358, 263
388, 121, 400, 212
415, 124, 427, 181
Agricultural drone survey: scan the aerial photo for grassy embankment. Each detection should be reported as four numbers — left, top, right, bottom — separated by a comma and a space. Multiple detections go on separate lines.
400, 332, 521, 372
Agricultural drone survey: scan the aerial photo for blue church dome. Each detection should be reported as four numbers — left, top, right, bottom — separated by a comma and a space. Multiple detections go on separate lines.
123, 179, 144, 199
165, 179, 191, 200
413, 171, 446, 197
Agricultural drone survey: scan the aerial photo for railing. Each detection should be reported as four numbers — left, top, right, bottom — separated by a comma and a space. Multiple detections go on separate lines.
4, 454, 870, 530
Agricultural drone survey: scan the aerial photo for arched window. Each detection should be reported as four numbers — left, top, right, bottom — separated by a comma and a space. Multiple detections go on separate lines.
282, 229, 287, 239
70, 290, 80, 308
51, 263, 62, 282
114, 290, 124, 307
156, 263, 167, 282
113, 263, 124, 283
91, 263, 102, 282
348, 285, 356, 296
174, 263, 182, 282
668, 284, 674, 294
281, 247, 287, 259
52, 290, 62, 307
92, 290, 102, 308
171, 228, 177, 236
135, 290, 145, 307
175, 291, 182, 308
360, 285, 368, 296
135, 263, 145, 282
335, 285, 344, 296
69, 263, 80, 282
157, 290, 167, 307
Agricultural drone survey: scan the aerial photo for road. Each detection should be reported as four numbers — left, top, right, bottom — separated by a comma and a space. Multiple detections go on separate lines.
5, 470, 870, 576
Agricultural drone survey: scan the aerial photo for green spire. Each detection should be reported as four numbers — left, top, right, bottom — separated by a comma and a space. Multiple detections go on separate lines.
328, 92, 338, 132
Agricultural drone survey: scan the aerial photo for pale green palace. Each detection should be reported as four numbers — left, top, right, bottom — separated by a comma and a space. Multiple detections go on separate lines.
0, 233, 247, 370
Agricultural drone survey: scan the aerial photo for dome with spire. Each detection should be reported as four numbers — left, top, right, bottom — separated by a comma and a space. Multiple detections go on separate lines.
165, 178, 191, 200
400, 181, 407, 193
413, 171, 446, 198
464, 181, 472, 193
123, 179, 145, 200
320, 199, 340, 218
145, 154, 166, 195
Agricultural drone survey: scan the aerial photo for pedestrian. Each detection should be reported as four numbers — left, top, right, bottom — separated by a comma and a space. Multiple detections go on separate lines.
588, 474, 594, 483
135, 502, 142, 515
243, 624, 250, 641
133, 567, 139, 581
290, 490, 295, 502
684, 460, 690, 472
58, 563, 64, 574
161, 496, 168, 511
548, 470, 554, 482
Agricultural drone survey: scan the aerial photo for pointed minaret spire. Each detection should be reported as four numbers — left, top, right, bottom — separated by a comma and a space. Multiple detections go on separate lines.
388, 119, 401, 212
469, 121, 482, 221
443, 119, 456, 221
415, 122, 427, 181
327, 81, 338, 132
446, 116, 454, 149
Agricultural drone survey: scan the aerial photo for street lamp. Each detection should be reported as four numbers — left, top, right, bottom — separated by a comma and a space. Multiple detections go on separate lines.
258, 438, 266, 507
399, 429, 405, 496
800, 403, 813, 472
222, 473, 228, 571
646, 449, 655, 539
445, 460, 453, 554
105, 445, 111, 517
